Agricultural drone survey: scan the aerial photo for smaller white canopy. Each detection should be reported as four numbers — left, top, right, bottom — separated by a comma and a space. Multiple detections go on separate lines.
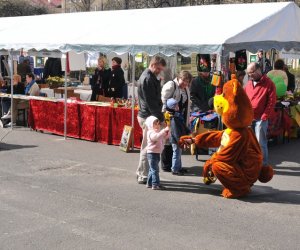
0, 2, 299, 56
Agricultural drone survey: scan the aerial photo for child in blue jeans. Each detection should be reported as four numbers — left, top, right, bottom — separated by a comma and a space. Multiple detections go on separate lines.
145, 116, 169, 190
166, 98, 190, 176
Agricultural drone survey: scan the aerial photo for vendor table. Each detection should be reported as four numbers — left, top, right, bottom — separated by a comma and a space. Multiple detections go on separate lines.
29, 99, 143, 148
40, 88, 92, 101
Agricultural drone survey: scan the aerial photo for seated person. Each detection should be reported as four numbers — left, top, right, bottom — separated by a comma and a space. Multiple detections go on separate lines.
24, 73, 40, 96
1, 74, 24, 117
2, 73, 39, 127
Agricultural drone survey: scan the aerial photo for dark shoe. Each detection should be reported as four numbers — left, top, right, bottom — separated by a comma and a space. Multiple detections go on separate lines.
162, 168, 172, 172
179, 168, 188, 173
152, 185, 166, 190
172, 171, 184, 176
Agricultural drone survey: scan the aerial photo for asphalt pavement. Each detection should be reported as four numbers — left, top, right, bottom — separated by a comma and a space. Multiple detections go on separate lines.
0, 128, 299, 250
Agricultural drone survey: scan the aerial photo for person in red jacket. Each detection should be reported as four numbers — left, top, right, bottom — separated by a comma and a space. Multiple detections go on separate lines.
245, 62, 276, 166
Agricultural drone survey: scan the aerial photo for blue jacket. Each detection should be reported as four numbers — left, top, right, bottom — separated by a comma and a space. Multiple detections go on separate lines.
170, 112, 190, 144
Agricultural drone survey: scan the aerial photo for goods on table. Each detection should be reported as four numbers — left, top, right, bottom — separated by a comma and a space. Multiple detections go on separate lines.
46, 76, 65, 89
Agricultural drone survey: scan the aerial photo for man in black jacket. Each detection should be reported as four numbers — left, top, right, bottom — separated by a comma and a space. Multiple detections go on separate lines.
190, 71, 215, 113
257, 50, 272, 75
136, 55, 166, 184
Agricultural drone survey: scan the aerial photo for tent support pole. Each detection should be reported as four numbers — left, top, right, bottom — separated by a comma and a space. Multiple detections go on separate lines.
9, 50, 14, 130
262, 51, 265, 73
131, 53, 136, 151
64, 53, 67, 140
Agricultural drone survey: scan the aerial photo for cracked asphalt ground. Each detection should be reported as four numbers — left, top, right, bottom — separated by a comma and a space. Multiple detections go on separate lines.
0, 128, 299, 250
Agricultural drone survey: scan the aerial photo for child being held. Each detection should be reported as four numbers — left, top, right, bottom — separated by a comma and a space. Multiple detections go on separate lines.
166, 98, 191, 175
145, 116, 170, 190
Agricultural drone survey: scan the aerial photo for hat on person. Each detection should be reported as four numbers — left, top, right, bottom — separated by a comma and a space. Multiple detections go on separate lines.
145, 116, 159, 130
112, 57, 122, 65
166, 98, 178, 110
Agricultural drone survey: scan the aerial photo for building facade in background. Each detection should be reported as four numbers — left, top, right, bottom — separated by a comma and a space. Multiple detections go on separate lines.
62, 0, 107, 13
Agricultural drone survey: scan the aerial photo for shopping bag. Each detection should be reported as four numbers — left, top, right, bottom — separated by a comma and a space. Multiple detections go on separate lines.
211, 71, 222, 87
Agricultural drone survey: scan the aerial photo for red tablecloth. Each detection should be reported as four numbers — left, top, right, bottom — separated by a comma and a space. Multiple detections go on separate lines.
29, 100, 80, 138
79, 104, 96, 141
29, 100, 142, 148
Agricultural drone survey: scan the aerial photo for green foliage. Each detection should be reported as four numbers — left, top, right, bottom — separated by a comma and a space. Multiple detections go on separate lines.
0, 0, 49, 17
86, 67, 96, 75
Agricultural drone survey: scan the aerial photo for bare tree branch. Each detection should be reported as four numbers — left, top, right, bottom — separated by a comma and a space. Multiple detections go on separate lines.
0, 0, 50, 17
70, 0, 96, 12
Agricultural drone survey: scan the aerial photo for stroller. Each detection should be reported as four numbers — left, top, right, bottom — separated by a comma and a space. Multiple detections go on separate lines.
190, 111, 222, 160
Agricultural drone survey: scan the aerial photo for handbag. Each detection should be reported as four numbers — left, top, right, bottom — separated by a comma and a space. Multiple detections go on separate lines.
211, 71, 222, 87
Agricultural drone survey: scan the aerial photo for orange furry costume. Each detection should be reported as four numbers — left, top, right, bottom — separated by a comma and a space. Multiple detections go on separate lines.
180, 75, 274, 198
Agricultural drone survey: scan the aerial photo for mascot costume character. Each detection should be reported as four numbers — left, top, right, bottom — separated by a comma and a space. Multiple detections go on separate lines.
180, 75, 274, 198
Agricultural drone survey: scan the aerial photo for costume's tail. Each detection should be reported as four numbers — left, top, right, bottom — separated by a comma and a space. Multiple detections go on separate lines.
258, 165, 274, 183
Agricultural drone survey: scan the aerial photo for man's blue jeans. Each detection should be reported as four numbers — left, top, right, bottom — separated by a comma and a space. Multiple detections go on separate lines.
147, 153, 160, 186
171, 143, 182, 173
252, 120, 269, 166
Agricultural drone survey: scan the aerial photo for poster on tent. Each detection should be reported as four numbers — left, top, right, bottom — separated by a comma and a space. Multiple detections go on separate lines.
61, 51, 86, 71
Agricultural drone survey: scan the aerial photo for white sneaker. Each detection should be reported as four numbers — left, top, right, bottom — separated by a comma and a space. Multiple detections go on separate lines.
5, 122, 16, 127
1, 112, 11, 119
0, 120, 3, 128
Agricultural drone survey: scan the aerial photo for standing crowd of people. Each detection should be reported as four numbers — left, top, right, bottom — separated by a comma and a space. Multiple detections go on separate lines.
136, 52, 296, 190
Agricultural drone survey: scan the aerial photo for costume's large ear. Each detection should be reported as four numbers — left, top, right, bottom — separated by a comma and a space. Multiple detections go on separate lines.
233, 80, 238, 96
231, 74, 238, 96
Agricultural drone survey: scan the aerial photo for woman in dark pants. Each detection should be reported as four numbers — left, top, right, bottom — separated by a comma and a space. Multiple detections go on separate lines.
91, 57, 111, 101
107, 57, 125, 99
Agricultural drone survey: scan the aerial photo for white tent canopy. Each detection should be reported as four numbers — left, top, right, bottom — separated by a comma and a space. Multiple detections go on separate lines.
0, 2, 300, 56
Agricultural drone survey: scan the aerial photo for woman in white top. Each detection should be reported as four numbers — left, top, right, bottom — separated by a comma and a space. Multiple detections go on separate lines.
161, 70, 193, 127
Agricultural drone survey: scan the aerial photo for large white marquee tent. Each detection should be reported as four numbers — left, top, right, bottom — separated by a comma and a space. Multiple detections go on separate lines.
0, 2, 300, 139
0, 2, 299, 56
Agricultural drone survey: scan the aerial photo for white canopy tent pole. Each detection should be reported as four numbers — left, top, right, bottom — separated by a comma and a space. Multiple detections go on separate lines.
130, 53, 136, 150
64, 53, 68, 139
9, 50, 14, 130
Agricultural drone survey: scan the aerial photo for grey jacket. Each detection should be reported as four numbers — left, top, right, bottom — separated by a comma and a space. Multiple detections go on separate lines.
137, 69, 164, 122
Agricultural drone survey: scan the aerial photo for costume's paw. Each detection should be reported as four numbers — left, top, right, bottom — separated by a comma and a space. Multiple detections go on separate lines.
178, 136, 193, 148
258, 165, 274, 183
222, 188, 250, 199
202, 159, 213, 177
203, 175, 216, 185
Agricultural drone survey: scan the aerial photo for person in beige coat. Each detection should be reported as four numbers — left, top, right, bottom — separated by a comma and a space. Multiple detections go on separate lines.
161, 70, 192, 127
